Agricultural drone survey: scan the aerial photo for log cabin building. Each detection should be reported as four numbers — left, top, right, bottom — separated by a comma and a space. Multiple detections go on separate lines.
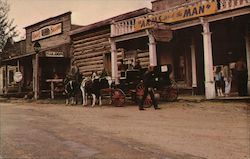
110, 0, 250, 99
70, 8, 151, 78
0, 12, 81, 99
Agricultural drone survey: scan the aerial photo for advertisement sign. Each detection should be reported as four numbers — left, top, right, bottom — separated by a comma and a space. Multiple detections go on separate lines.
32, 23, 62, 41
135, 1, 217, 31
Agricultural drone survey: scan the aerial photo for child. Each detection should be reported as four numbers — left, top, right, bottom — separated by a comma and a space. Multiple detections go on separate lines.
214, 66, 224, 96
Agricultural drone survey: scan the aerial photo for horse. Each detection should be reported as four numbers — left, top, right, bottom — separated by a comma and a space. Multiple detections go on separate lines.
64, 77, 79, 105
63, 71, 82, 105
80, 73, 112, 107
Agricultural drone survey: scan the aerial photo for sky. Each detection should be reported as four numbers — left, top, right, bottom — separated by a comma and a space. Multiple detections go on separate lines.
7, 0, 152, 41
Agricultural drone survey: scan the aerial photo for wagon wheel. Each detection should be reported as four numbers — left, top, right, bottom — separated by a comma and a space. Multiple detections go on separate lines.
136, 83, 152, 108
111, 89, 125, 107
161, 79, 178, 102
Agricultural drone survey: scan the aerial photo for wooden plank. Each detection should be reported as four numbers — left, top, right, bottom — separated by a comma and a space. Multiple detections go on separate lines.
72, 29, 110, 42
79, 64, 103, 70
73, 32, 110, 45
137, 52, 149, 57
77, 60, 103, 67
74, 50, 107, 59
79, 67, 103, 75
73, 39, 109, 50
75, 55, 103, 61
73, 41, 110, 53
74, 42, 109, 52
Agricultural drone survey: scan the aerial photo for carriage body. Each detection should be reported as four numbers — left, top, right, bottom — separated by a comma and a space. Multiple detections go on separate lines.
111, 64, 178, 106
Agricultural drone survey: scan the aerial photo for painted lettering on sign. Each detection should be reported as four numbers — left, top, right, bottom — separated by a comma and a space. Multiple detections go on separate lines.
45, 51, 64, 57
32, 23, 62, 41
135, 1, 217, 31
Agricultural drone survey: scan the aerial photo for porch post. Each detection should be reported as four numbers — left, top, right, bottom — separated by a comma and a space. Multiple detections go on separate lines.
201, 19, 216, 99
190, 39, 197, 95
245, 31, 250, 95
4, 64, 8, 94
147, 30, 157, 66
0, 67, 3, 94
110, 39, 118, 84
17, 60, 21, 93
33, 54, 39, 99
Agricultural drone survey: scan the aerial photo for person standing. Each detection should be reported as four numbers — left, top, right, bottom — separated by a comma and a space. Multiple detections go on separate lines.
139, 66, 160, 110
134, 59, 142, 70
235, 57, 248, 96
222, 64, 232, 96
214, 66, 224, 96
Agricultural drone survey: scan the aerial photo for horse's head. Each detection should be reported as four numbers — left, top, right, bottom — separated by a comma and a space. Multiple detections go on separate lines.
81, 77, 92, 88
91, 72, 100, 81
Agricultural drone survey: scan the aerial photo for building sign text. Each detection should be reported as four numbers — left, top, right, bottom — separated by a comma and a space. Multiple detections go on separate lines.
45, 51, 64, 57
135, 1, 217, 31
32, 23, 62, 41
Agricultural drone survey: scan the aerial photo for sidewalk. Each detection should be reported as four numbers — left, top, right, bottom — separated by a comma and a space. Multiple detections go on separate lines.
178, 94, 250, 103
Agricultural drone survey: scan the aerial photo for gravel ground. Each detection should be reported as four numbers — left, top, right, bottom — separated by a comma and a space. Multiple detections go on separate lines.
0, 100, 249, 159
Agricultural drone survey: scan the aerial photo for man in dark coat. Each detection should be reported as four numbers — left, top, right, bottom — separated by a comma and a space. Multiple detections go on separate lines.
139, 66, 160, 110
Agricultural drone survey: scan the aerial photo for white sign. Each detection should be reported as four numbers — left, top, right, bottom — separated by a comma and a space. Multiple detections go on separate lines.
32, 23, 62, 41
45, 51, 64, 57
14, 72, 23, 83
161, 65, 168, 72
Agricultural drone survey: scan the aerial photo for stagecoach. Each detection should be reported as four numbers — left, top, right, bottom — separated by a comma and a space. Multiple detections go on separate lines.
110, 64, 178, 107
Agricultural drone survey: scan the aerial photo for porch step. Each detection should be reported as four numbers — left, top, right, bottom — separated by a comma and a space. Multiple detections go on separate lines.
178, 87, 194, 95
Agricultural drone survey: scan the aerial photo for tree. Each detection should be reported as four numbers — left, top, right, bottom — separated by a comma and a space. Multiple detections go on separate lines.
0, 0, 17, 52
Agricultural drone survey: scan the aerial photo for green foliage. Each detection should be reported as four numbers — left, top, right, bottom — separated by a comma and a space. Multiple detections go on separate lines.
0, 0, 17, 52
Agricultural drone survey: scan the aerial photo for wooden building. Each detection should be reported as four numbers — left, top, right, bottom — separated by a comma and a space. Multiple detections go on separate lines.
70, 8, 151, 78
110, 0, 250, 99
0, 39, 27, 95
1, 12, 81, 99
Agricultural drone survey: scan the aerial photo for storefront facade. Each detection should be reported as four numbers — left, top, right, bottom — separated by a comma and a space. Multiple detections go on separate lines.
0, 39, 30, 96
24, 12, 75, 99
110, 0, 250, 99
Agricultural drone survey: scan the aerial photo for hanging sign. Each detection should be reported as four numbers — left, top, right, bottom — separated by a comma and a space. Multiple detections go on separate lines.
32, 23, 62, 41
135, 1, 217, 31
13, 71, 23, 83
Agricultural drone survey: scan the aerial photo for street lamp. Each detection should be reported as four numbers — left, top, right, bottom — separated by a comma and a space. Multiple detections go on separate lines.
33, 41, 41, 100
33, 41, 41, 53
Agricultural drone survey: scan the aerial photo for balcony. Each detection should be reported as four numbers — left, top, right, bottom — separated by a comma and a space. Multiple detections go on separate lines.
219, 0, 249, 11
111, 18, 136, 37
111, 0, 250, 37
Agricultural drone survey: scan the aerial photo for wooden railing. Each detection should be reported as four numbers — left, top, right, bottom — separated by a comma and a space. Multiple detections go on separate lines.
111, 18, 136, 37
219, 0, 249, 11
111, 0, 250, 37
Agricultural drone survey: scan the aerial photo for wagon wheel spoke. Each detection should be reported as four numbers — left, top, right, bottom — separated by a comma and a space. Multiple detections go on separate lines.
144, 95, 152, 108
166, 87, 178, 102
112, 89, 125, 107
162, 85, 178, 102
136, 83, 144, 97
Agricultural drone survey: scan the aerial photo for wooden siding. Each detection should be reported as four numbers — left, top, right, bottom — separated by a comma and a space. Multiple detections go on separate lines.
72, 28, 111, 76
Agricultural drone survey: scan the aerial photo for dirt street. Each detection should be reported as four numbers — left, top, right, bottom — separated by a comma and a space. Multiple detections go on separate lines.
0, 100, 249, 159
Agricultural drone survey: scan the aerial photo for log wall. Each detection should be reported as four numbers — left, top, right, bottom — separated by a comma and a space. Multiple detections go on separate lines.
72, 28, 112, 77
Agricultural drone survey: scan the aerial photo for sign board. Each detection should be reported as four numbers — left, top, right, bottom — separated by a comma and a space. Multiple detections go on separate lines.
135, 1, 217, 31
161, 65, 168, 72
32, 23, 62, 41
151, 25, 173, 42
45, 51, 64, 57
13, 71, 23, 83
